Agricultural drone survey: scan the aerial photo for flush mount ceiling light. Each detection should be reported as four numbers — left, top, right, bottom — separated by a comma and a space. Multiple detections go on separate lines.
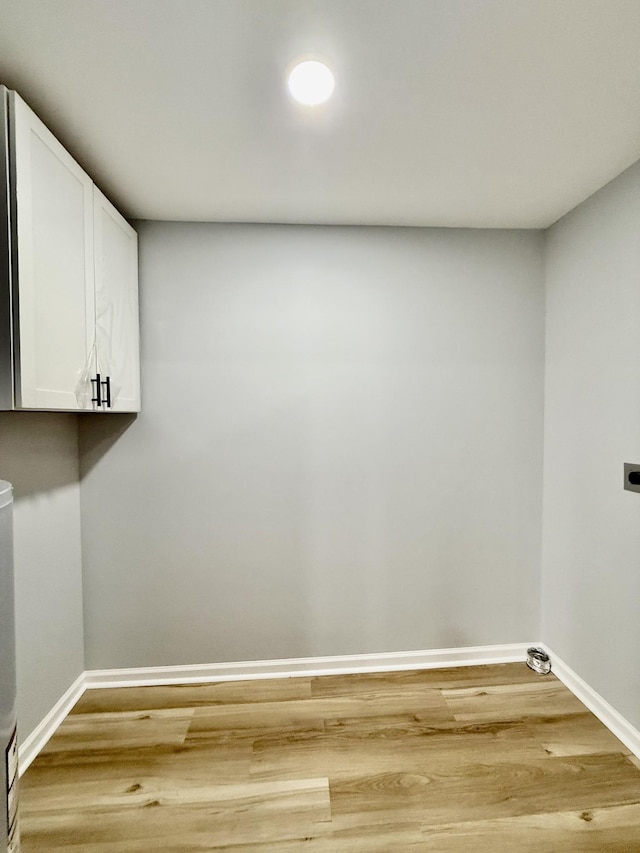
287, 59, 335, 106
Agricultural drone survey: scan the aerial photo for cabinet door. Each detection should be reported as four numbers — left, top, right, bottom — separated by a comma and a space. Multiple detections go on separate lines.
93, 187, 140, 412
10, 92, 95, 410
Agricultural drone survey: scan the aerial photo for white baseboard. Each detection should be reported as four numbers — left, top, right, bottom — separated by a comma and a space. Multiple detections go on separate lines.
18, 672, 86, 776
84, 643, 531, 689
542, 644, 640, 761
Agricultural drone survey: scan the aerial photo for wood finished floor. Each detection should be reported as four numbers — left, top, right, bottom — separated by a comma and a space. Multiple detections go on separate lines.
19, 664, 640, 851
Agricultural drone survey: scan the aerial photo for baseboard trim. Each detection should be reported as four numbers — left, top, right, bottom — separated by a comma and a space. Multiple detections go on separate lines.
543, 644, 640, 760
18, 672, 86, 776
84, 643, 531, 689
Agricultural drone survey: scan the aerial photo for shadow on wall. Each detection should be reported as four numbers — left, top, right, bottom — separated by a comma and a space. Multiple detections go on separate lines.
78, 412, 137, 478
0, 412, 137, 496
0, 412, 81, 497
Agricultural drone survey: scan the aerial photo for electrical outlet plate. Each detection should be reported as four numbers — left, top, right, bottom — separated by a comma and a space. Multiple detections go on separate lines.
623, 463, 640, 493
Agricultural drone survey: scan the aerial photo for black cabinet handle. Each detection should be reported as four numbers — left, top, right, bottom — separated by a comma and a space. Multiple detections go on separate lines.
90, 374, 112, 409
91, 373, 102, 407
102, 375, 111, 408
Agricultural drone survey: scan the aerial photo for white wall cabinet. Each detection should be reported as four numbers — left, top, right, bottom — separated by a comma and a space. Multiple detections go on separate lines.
93, 188, 140, 412
0, 87, 140, 412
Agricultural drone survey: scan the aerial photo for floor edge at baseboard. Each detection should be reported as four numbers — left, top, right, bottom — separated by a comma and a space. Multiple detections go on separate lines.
18, 672, 86, 776
83, 643, 532, 688
20, 644, 531, 773
19, 642, 640, 773
542, 644, 640, 761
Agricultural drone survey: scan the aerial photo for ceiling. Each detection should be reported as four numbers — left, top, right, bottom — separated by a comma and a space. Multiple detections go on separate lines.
1, 0, 640, 228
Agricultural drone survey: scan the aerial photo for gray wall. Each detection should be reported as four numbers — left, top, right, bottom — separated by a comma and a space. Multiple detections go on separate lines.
0, 413, 84, 743
542, 160, 640, 729
80, 223, 545, 669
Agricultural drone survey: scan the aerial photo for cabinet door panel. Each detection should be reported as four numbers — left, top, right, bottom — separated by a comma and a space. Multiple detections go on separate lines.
11, 93, 95, 410
94, 187, 140, 412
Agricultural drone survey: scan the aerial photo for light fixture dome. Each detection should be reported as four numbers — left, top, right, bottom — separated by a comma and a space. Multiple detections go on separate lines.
287, 59, 335, 106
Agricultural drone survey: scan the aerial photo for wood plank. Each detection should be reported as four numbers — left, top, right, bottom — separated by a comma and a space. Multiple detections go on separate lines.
310, 664, 545, 698
523, 710, 630, 757
329, 753, 640, 829
187, 689, 453, 745
72, 678, 312, 714
38, 708, 193, 753
22, 740, 254, 788
418, 803, 640, 851
442, 679, 586, 722
22, 821, 426, 853
21, 774, 330, 816
186, 699, 327, 739
249, 717, 552, 782
21, 777, 331, 849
